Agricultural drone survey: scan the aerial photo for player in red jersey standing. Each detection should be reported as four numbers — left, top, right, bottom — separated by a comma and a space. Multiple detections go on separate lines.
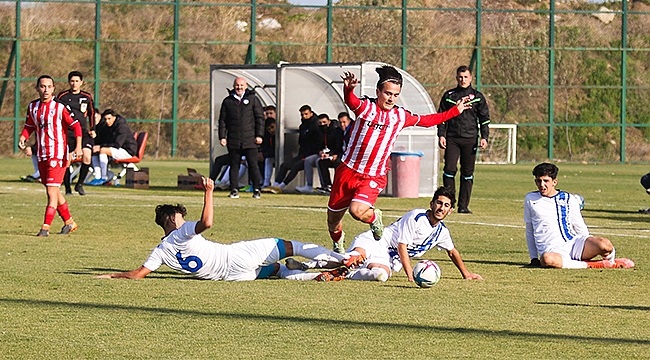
19, 75, 83, 237
327, 65, 471, 253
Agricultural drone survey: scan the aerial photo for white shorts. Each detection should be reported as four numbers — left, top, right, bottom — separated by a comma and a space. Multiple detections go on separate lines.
543, 234, 588, 262
225, 238, 283, 281
348, 231, 394, 275
109, 147, 133, 160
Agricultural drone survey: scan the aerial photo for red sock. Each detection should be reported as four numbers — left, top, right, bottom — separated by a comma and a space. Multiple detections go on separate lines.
57, 202, 72, 222
329, 230, 343, 242
43, 206, 56, 227
367, 212, 376, 224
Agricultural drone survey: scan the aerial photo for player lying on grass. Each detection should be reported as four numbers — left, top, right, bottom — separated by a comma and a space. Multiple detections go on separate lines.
525, 163, 635, 269
287, 186, 483, 282
97, 177, 364, 281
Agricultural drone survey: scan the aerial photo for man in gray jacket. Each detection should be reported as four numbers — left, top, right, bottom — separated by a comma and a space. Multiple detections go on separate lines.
218, 77, 264, 199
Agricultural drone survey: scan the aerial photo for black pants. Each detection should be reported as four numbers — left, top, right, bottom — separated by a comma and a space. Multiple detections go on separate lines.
275, 155, 304, 186
442, 136, 478, 210
228, 147, 261, 190
210, 153, 231, 181
317, 158, 341, 187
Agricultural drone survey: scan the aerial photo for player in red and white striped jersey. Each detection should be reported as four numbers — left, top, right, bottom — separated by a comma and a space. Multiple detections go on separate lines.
19, 75, 82, 237
327, 66, 471, 253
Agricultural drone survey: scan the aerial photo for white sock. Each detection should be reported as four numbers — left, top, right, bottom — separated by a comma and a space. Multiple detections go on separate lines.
348, 268, 389, 282
31, 156, 40, 177
277, 265, 319, 280
91, 155, 101, 179
290, 240, 345, 262
605, 248, 616, 262
99, 153, 109, 179
562, 259, 588, 269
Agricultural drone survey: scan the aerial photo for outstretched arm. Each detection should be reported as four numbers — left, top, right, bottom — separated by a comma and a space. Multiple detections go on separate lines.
341, 71, 361, 112
194, 177, 214, 235
397, 243, 414, 282
96, 266, 152, 279
447, 248, 483, 280
416, 100, 471, 128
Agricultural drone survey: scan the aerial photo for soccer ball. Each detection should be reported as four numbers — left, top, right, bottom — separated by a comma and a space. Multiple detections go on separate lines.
412, 260, 441, 288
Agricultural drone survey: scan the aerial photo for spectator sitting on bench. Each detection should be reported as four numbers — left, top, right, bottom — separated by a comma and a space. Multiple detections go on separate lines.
88, 109, 137, 185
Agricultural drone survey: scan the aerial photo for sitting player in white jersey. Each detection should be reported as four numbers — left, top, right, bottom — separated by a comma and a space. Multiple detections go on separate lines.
288, 186, 483, 282
97, 177, 364, 281
525, 163, 634, 269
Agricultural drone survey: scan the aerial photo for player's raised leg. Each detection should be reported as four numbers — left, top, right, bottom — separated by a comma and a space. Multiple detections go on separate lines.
349, 201, 383, 241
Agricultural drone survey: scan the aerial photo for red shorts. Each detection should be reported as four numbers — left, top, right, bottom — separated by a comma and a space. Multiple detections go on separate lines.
327, 163, 387, 212
38, 158, 69, 187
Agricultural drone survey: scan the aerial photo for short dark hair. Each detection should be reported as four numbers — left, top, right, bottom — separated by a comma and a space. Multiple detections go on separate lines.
264, 105, 276, 112
317, 113, 330, 120
68, 71, 83, 81
264, 117, 276, 127
155, 204, 187, 229
432, 186, 456, 208
36, 75, 54, 87
337, 112, 350, 120
456, 65, 471, 75
101, 109, 117, 117
299, 105, 312, 113
375, 65, 403, 90
532, 163, 559, 179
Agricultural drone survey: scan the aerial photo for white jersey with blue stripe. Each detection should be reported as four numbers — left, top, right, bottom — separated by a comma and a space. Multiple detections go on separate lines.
143, 221, 230, 280
524, 190, 589, 255
385, 209, 455, 262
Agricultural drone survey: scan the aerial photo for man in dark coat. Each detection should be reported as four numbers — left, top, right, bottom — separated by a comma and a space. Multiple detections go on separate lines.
218, 77, 264, 199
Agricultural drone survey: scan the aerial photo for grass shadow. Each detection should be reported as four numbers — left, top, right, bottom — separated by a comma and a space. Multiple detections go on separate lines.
65, 267, 198, 280
537, 301, 650, 312
1, 297, 648, 345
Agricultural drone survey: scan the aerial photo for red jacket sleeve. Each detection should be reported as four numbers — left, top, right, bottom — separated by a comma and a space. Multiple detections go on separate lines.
409, 106, 461, 128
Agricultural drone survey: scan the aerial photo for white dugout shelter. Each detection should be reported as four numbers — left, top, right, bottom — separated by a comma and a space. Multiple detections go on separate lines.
209, 62, 440, 197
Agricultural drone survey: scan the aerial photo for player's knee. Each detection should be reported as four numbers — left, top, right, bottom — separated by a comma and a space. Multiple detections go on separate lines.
372, 268, 389, 282
348, 203, 372, 222
593, 236, 613, 253
540, 253, 562, 268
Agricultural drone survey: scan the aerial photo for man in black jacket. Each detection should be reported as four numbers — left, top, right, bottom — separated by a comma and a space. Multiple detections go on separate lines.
263, 105, 321, 194
218, 77, 265, 199
437, 65, 490, 214
88, 109, 137, 185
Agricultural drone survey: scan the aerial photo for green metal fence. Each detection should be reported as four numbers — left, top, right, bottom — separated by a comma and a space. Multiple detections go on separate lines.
1, 0, 648, 161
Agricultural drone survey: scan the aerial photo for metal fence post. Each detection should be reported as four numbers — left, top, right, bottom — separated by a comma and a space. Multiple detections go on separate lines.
13, 0, 22, 153
171, 0, 180, 156
94, 0, 101, 108
401, 0, 407, 70
547, 0, 556, 160
620, 0, 628, 163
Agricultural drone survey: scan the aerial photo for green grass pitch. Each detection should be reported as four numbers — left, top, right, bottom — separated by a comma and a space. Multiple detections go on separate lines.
1, 158, 648, 358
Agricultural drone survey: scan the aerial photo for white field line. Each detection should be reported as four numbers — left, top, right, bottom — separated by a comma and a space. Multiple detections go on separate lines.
4, 185, 648, 239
